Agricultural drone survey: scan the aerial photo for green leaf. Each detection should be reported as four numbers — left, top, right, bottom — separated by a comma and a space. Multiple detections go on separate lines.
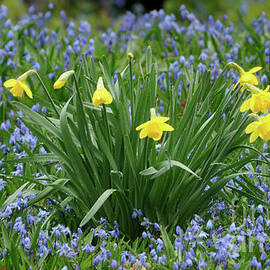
4, 153, 59, 164
80, 189, 116, 227
146, 45, 152, 74
159, 160, 201, 179
28, 178, 69, 206
1, 183, 29, 210
143, 159, 200, 180
12, 102, 61, 139
140, 167, 158, 176
160, 225, 175, 260
10, 239, 21, 270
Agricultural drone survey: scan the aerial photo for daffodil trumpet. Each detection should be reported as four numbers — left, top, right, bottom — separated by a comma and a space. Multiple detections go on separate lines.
53, 70, 75, 89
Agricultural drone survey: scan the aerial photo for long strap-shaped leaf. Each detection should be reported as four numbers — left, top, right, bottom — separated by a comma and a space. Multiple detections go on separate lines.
80, 189, 116, 227
59, 97, 96, 204
12, 102, 61, 139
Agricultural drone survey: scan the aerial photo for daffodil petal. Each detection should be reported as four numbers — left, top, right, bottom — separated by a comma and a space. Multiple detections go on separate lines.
104, 90, 113, 104
245, 122, 259, 134
250, 130, 259, 143
247, 67, 262, 74
136, 122, 149, 131
264, 85, 270, 92
160, 123, 174, 131
3, 79, 17, 88
10, 83, 24, 97
139, 128, 148, 139
92, 88, 113, 107
155, 117, 170, 123
240, 99, 250, 112
137, 110, 174, 141
18, 81, 33, 99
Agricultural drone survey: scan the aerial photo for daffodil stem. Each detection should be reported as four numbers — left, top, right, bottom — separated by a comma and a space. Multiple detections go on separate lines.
35, 73, 59, 117
129, 58, 135, 123
226, 62, 245, 74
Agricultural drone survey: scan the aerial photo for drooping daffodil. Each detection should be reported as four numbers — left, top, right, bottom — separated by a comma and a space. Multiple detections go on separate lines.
240, 85, 270, 114
227, 62, 262, 91
245, 114, 270, 143
136, 108, 174, 141
92, 77, 113, 107
53, 70, 74, 89
3, 69, 36, 99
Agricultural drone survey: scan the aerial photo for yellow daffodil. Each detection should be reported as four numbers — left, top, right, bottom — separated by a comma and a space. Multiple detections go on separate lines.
136, 108, 174, 141
92, 77, 113, 107
227, 62, 262, 91
53, 70, 74, 89
240, 86, 270, 114
3, 69, 36, 99
245, 114, 270, 143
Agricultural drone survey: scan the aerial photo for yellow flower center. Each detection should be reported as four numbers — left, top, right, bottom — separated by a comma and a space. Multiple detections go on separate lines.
97, 96, 105, 103
147, 121, 162, 140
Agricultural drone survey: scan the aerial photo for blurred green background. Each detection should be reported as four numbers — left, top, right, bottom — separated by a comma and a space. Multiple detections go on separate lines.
1, 0, 269, 23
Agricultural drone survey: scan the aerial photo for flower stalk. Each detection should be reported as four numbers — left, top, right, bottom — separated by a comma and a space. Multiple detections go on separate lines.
35, 73, 60, 117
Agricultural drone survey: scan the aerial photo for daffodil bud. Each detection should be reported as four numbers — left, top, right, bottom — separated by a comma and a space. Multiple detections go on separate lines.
53, 70, 75, 89
92, 77, 113, 107
127, 52, 134, 59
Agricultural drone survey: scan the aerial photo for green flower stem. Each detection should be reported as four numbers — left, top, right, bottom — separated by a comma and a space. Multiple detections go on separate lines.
35, 73, 59, 117
226, 62, 245, 74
